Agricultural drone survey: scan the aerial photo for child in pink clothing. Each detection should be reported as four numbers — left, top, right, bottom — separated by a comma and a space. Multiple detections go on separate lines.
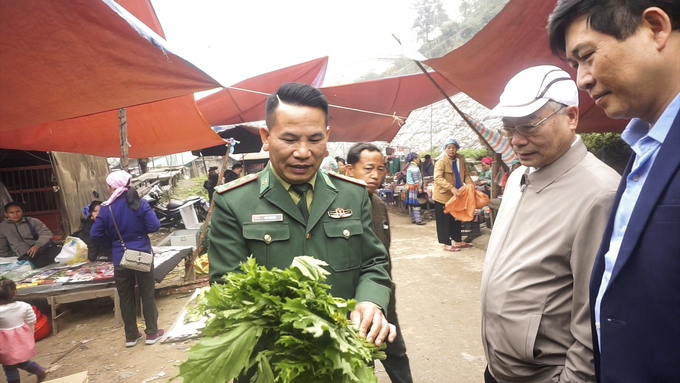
0, 278, 47, 383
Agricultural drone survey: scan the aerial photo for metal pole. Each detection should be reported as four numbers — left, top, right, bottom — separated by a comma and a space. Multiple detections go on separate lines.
430, 105, 434, 155
118, 108, 129, 172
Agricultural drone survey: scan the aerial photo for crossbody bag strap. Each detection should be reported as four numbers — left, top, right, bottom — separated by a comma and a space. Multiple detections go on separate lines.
108, 205, 127, 250
24, 218, 40, 240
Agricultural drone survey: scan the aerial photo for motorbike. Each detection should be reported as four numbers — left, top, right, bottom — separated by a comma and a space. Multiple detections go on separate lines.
143, 185, 209, 228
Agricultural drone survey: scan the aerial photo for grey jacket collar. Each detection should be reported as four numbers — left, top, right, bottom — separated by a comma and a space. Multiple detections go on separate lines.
525, 138, 587, 193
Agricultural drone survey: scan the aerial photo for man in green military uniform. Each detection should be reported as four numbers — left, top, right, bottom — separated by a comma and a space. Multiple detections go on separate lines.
208, 82, 394, 348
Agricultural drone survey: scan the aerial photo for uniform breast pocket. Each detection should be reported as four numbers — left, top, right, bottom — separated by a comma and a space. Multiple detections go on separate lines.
242, 222, 290, 267
323, 219, 364, 272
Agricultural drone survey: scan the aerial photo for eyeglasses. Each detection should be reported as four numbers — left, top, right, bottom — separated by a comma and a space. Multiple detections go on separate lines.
497, 105, 565, 138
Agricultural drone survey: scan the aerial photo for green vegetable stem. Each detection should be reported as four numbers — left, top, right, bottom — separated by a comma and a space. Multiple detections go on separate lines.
175, 256, 385, 383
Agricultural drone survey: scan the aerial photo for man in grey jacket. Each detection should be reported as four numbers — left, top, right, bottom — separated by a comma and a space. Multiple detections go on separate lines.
480, 65, 620, 383
0, 202, 58, 268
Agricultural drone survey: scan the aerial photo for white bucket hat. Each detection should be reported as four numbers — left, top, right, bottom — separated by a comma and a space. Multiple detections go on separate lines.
489, 65, 579, 118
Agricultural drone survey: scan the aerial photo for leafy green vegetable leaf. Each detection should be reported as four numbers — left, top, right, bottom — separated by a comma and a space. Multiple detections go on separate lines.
177, 323, 263, 382
177, 256, 381, 383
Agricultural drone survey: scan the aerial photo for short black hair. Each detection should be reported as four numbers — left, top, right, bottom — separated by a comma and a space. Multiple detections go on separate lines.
548, 0, 680, 56
88, 200, 102, 217
265, 82, 329, 128
4, 202, 20, 213
347, 143, 381, 165
209, 166, 218, 171
335, 157, 346, 165
0, 278, 17, 304
232, 163, 243, 170
425, 154, 431, 160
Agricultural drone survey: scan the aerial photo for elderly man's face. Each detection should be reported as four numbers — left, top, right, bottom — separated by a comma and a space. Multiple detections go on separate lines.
504, 104, 577, 169
260, 102, 329, 184
5, 206, 23, 223
565, 15, 664, 124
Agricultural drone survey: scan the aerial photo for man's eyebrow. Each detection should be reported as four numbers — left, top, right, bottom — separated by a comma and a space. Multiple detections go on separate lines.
569, 42, 588, 58
308, 132, 326, 139
278, 131, 300, 139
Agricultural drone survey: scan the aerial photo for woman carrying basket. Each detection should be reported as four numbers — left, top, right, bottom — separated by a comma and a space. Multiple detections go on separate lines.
91, 171, 163, 347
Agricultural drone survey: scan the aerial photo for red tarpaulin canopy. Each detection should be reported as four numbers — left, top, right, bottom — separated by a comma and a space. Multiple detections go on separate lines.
0, 0, 228, 157
1, 1, 335, 157
0, 0, 220, 132
198, 57, 329, 126
423, 0, 628, 133
322, 72, 459, 142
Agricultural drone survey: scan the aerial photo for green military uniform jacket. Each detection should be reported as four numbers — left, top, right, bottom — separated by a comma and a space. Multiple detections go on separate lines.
209, 164, 392, 311
369, 192, 398, 315
369, 193, 391, 276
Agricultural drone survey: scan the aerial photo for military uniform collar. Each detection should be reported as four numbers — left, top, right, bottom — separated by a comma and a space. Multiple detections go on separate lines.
260, 164, 331, 195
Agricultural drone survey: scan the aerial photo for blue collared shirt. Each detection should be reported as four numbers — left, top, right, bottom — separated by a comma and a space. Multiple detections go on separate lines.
594, 92, 680, 346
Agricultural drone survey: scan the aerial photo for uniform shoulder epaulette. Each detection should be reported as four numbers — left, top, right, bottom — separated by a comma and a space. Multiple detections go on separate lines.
327, 171, 367, 186
215, 173, 258, 194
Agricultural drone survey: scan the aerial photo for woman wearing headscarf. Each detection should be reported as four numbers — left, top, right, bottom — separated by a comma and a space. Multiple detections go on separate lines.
91, 171, 163, 347
404, 152, 426, 225
433, 138, 473, 251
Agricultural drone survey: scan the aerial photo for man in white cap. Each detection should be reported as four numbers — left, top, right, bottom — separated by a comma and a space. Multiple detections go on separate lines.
480, 65, 620, 383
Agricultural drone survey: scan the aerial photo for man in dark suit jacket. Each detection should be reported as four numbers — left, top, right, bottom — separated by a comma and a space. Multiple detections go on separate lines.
549, 1, 680, 381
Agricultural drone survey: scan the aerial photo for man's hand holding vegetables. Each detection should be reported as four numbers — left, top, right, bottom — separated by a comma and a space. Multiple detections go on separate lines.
208, 83, 395, 349
351, 302, 396, 346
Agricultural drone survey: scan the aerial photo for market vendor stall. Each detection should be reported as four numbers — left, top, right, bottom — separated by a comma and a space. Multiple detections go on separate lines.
3, 247, 193, 335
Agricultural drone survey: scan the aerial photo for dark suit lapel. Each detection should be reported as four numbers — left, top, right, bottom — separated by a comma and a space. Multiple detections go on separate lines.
592, 156, 632, 290
261, 171, 306, 226
610, 110, 680, 281
307, 172, 337, 230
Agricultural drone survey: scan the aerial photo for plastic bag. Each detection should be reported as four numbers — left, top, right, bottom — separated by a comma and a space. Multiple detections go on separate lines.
55, 236, 88, 265
444, 184, 490, 221
194, 253, 209, 276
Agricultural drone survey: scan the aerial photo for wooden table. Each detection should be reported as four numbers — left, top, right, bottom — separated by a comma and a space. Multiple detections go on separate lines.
47, 287, 121, 334
18, 282, 121, 335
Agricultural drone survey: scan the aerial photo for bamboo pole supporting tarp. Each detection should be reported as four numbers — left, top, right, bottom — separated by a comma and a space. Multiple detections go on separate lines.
411, 60, 495, 154
185, 142, 231, 281
118, 108, 129, 172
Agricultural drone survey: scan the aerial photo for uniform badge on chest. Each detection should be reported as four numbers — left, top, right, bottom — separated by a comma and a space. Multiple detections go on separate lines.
327, 207, 353, 219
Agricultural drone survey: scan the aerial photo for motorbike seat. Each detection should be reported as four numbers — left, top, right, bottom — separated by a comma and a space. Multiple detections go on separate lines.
166, 200, 185, 209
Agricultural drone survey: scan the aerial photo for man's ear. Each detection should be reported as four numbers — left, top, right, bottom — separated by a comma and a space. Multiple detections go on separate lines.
345, 164, 355, 177
325, 126, 331, 141
642, 7, 673, 50
259, 127, 270, 151
566, 105, 580, 132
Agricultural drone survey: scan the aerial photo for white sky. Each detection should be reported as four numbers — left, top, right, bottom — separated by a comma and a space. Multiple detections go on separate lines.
150, 0, 461, 89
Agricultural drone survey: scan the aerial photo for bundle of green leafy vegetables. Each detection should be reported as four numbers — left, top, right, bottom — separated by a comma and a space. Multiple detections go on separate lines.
176, 256, 385, 383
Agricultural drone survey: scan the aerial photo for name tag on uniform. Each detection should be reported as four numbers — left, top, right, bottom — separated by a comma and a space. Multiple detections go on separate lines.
252, 214, 283, 222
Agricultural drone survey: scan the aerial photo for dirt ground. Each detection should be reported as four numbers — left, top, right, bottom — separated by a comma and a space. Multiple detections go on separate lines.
9, 209, 490, 383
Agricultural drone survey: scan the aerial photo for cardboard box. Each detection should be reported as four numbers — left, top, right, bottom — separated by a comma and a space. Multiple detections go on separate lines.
44, 371, 88, 383
170, 229, 200, 248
